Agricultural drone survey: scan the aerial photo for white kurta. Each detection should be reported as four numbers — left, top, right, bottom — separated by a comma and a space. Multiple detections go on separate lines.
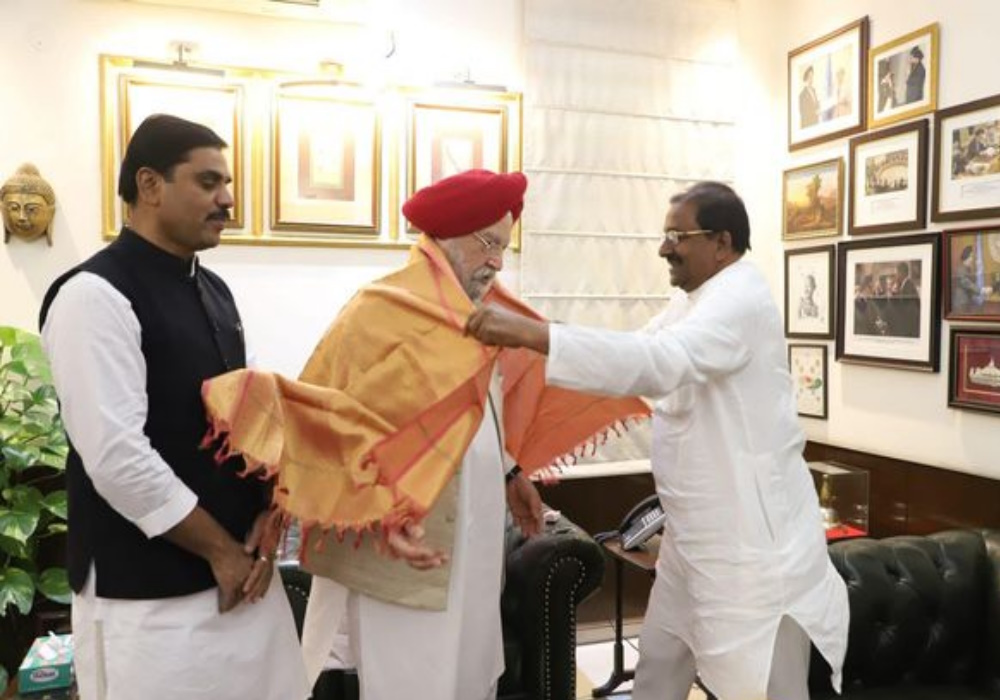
547, 260, 849, 700
43, 272, 309, 700
302, 377, 507, 700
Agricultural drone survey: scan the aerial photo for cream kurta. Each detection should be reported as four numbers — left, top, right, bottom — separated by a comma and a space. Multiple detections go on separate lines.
547, 260, 848, 700
302, 378, 507, 700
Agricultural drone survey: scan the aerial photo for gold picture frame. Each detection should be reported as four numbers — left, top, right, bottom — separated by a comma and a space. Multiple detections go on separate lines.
101, 55, 250, 239
271, 81, 381, 238
401, 89, 523, 248
868, 23, 939, 130
782, 158, 844, 240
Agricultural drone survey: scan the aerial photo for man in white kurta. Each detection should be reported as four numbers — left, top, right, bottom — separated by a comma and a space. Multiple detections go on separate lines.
467, 182, 849, 700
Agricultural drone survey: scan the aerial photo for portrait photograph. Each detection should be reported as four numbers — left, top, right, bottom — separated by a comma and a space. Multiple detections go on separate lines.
788, 344, 828, 419
788, 17, 869, 151
868, 23, 939, 129
271, 84, 381, 236
933, 94, 1000, 222
785, 244, 835, 339
948, 328, 1000, 415
848, 119, 928, 235
782, 158, 843, 240
837, 233, 941, 371
943, 227, 1000, 322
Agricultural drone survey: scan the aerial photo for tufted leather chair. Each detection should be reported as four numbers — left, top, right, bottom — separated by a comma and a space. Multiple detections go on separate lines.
280, 512, 605, 700
809, 529, 1000, 700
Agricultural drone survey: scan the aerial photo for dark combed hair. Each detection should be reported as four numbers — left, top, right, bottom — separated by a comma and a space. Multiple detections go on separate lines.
670, 181, 751, 253
117, 114, 227, 205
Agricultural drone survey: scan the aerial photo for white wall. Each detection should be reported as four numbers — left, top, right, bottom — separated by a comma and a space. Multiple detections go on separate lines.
0, 0, 522, 375
737, 0, 1000, 479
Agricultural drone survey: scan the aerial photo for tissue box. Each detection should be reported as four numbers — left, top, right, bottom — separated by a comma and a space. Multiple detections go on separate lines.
17, 634, 74, 695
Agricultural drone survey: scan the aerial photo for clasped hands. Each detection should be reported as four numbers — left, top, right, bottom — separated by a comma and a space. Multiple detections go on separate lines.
213, 509, 281, 613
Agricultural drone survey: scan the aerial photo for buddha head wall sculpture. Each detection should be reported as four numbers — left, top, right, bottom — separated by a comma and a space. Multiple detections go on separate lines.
2, 163, 56, 245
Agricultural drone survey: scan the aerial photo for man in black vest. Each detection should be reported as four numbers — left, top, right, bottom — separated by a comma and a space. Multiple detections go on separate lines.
40, 115, 308, 700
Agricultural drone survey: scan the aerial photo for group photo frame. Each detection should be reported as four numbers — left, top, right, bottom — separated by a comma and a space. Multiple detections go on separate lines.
788, 17, 869, 151
868, 23, 939, 129
943, 227, 1000, 322
932, 94, 1000, 222
782, 158, 843, 240
836, 233, 941, 371
948, 327, 1000, 415
785, 244, 836, 339
271, 81, 381, 237
788, 344, 829, 419
848, 119, 928, 235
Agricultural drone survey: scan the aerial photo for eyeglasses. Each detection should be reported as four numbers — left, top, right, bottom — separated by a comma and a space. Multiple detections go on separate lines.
661, 229, 717, 246
472, 230, 507, 256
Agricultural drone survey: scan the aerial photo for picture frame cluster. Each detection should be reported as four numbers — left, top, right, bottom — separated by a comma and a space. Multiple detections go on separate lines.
783, 18, 1000, 419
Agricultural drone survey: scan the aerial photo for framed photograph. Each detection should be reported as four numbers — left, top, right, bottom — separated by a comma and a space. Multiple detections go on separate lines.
948, 328, 1000, 415
932, 94, 1000, 222
102, 65, 248, 238
271, 82, 381, 236
788, 17, 869, 151
788, 344, 829, 419
836, 233, 941, 371
785, 244, 835, 339
848, 119, 928, 235
868, 23, 939, 129
782, 159, 843, 240
402, 89, 523, 246
943, 227, 1000, 321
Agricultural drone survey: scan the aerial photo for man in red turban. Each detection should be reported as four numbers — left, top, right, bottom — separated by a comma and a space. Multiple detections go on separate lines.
203, 169, 648, 700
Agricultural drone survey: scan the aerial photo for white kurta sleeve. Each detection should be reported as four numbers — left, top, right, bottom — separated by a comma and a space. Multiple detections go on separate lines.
42, 272, 197, 538
547, 295, 753, 399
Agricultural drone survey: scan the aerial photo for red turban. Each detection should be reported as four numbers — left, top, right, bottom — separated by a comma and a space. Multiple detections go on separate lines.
402, 169, 528, 239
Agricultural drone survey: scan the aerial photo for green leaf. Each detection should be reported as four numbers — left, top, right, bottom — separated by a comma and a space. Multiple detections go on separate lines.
0, 508, 40, 544
37, 568, 71, 605
8, 486, 43, 512
0, 534, 27, 559
41, 491, 67, 520
2, 360, 29, 379
45, 523, 67, 535
0, 326, 17, 346
0, 446, 31, 472
0, 567, 35, 616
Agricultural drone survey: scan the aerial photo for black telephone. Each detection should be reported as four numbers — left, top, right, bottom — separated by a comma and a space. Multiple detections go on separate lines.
617, 494, 666, 550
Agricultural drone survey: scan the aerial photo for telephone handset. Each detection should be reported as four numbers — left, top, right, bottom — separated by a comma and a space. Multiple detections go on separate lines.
618, 494, 666, 550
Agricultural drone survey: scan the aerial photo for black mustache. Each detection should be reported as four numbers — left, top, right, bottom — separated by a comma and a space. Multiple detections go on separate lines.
207, 210, 230, 222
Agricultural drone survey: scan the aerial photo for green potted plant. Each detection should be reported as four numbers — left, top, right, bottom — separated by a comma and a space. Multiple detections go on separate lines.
0, 326, 71, 689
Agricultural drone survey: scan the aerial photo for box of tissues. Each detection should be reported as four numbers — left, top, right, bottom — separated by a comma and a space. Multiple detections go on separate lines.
18, 634, 74, 694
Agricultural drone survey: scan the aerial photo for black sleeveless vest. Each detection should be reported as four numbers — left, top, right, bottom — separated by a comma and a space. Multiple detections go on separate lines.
39, 229, 267, 599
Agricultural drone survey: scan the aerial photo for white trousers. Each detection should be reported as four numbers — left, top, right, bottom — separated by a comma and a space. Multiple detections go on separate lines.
632, 615, 811, 700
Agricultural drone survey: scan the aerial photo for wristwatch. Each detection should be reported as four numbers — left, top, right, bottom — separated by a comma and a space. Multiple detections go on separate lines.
505, 464, 523, 484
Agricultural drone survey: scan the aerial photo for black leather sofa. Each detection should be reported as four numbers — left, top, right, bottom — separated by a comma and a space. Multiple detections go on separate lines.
281, 512, 605, 700
809, 529, 1000, 700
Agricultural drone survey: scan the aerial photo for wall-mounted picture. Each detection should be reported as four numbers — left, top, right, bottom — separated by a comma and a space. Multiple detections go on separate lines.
785, 244, 835, 339
868, 23, 939, 129
106, 69, 247, 237
782, 158, 843, 240
788, 17, 869, 151
943, 227, 1000, 322
271, 83, 380, 236
948, 328, 1000, 415
789, 344, 829, 418
932, 94, 1000, 222
404, 90, 522, 246
836, 233, 941, 371
848, 119, 928, 235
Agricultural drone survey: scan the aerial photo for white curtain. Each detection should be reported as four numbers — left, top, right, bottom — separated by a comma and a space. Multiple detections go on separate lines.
521, 0, 738, 464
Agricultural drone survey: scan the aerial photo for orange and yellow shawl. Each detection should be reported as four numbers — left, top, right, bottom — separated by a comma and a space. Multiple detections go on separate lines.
201, 235, 650, 536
